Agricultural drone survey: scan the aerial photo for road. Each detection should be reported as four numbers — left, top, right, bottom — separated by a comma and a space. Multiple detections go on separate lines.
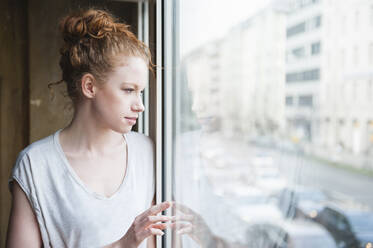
201, 134, 373, 209
271, 148, 373, 209
175, 133, 373, 246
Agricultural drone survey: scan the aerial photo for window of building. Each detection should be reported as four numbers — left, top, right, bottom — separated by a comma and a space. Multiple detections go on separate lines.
294, 0, 320, 10
314, 15, 322, 28
304, 69, 320, 80
311, 41, 321, 55
287, 15, 321, 38
286, 96, 294, 105
287, 22, 306, 37
286, 68, 320, 83
298, 95, 313, 107
292, 47, 305, 58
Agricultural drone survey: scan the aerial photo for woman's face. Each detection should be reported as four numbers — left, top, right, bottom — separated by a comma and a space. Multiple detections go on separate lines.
92, 56, 148, 134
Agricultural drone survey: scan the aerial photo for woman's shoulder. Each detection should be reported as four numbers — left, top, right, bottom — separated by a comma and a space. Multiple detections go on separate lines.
126, 131, 154, 147
17, 130, 57, 160
126, 131, 154, 160
10, 131, 59, 188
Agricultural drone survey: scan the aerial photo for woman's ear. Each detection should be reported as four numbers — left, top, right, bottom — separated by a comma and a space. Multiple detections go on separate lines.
80, 74, 97, 99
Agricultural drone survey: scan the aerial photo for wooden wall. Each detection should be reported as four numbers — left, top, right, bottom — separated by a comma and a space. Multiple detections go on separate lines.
0, 0, 138, 245
0, 0, 30, 244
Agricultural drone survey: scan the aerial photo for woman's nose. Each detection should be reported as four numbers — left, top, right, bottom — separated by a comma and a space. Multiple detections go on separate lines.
132, 98, 145, 112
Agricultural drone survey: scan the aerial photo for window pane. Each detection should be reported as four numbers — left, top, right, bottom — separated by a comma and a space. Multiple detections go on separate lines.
311, 41, 321, 55
170, 1, 373, 248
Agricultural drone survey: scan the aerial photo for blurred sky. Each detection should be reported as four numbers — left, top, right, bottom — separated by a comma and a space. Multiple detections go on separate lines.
179, 0, 272, 55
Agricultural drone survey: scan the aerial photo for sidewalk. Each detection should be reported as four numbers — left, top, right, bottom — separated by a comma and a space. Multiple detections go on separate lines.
306, 145, 373, 174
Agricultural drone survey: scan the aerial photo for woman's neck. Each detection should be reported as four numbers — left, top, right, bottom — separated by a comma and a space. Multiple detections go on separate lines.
60, 102, 125, 157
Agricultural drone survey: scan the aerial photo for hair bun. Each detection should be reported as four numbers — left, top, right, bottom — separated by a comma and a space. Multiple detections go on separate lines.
60, 9, 128, 45
57, 8, 152, 104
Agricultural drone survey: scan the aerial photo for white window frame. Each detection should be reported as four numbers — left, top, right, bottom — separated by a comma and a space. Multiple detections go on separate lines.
117, 1, 175, 247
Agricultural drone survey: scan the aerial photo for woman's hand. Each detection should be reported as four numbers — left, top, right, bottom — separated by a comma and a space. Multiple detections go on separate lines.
119, 201, 173, 248
171, 202, 215, 247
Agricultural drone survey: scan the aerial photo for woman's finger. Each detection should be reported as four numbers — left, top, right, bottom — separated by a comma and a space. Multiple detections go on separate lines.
148, 223, 168, 230
136, 226, 164, 241
170, 222, 192, 231
171, 213, 194, 222
138, 215, 172, 229
145, 227, 165, 237
138, 201, 171, 220
176, 225, 193, 235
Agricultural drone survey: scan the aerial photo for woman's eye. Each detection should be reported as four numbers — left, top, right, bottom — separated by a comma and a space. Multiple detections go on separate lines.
123, 88, 144, 96
123, 88, 134, 93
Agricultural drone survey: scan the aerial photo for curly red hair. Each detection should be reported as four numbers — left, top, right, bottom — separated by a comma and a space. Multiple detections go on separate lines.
52, 8, 153, 103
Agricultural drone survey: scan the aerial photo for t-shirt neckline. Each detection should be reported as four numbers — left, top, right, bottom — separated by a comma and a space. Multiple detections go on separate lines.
53, 128, 131, 201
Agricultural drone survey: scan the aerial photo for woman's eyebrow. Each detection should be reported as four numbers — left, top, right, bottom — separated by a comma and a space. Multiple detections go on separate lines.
121, 82, 138, 88
121, 82, 146, 89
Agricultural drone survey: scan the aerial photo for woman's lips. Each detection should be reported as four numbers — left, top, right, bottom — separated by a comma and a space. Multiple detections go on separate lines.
125, 117, 137, 125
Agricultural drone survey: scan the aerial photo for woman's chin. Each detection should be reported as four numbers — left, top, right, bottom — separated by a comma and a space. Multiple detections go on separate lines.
112, 125, 133, 134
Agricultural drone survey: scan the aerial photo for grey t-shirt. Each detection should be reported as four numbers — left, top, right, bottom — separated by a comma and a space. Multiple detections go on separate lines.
8, 129, 155, 248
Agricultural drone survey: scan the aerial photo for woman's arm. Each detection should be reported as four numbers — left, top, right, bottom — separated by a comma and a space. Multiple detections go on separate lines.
6, 181, 43, 248
6, 184, 169, 248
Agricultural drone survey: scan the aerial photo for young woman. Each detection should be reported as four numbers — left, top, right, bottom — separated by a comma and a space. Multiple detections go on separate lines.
6, 8, 174, 248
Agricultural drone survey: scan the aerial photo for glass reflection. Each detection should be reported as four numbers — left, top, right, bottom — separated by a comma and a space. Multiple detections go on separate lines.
171, 0, 373, 247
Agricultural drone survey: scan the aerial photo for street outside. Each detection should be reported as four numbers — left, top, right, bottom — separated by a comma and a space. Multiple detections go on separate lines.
202, 133, 373, 209
189, 132, 373, 247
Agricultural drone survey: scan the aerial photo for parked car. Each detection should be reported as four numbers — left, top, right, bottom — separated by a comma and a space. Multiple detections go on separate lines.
277, 185, 328, 220
245, 219, 337, 248
315, 204, 373, 248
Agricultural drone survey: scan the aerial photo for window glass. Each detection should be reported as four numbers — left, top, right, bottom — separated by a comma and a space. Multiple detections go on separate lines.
286, 96, 294, 106
293, 47, 306, 58
298, 95, 313, 107
169, 0, 373, 247
311, 41, 321, 55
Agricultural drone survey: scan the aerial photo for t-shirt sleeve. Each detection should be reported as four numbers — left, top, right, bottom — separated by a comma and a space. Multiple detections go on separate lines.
8, 151, 40, 212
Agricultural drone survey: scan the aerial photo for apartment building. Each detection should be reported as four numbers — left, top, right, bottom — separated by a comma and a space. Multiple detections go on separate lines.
285, 0, 323, 143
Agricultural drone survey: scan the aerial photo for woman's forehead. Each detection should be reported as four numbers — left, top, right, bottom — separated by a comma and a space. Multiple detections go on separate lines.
115, 56, 148, 69
111, 57, 148, 87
